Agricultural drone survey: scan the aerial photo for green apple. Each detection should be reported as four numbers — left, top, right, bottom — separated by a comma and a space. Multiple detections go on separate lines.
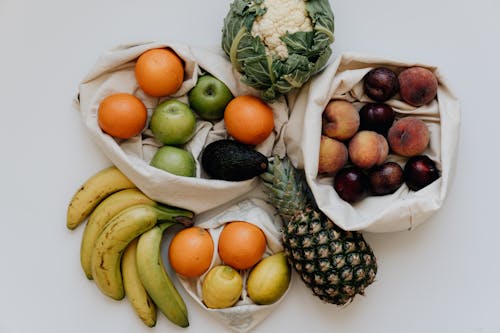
150, 99, 196, 145
188, 74, 233, 121
150, 146, 196, 177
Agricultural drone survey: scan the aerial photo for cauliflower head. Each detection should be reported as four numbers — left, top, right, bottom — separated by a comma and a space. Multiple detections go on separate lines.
251, 0, 313, 59
222, 0, 335, 101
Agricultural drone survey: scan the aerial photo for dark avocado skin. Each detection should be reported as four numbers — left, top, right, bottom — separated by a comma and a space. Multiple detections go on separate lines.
201, 140, 269, 181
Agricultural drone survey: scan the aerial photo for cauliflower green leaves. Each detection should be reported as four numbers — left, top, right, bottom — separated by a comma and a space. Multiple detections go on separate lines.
221, 0, 335, 101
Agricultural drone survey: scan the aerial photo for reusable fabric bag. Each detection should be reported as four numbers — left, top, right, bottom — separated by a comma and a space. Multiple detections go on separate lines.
76, 41, 289, 215
285, 52, 461, 233
75, 41, 292, 332
176, 196, 293, 333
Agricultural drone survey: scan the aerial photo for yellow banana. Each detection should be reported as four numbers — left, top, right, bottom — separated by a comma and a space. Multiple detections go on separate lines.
80, 188, 155, 279
122, 238, 157, 327
136, 223, 190, 328
91, 204, 194, 301
66, 166, 136, 230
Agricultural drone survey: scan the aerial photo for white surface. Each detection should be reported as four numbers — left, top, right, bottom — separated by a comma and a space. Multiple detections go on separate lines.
0, 0, 496, 332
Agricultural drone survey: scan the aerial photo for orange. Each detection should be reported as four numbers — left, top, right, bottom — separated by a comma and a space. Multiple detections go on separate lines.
223, 95, 274, 145
135, 48, 184, 97
97, 93, 147, 139
218, 221, 267, 270
168, 227, 214, 277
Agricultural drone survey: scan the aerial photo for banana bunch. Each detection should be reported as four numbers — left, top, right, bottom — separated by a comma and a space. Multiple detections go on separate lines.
66, 166, 194, 328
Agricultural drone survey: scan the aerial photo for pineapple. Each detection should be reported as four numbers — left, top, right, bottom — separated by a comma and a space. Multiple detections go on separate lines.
260, 157, 377, 305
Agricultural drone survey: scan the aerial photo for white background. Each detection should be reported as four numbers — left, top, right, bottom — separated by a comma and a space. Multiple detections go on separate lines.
0, 0, 497, 332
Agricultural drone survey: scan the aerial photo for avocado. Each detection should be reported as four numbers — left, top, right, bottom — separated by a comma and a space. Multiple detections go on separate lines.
201, 140, 269, 181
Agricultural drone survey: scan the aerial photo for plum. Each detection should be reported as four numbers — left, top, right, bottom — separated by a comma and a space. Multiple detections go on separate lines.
363, 67, 399, 102
404, 155, 440, 191
368, 162, 404, 196
359, 103, 395, 135
334, 167, 367, 203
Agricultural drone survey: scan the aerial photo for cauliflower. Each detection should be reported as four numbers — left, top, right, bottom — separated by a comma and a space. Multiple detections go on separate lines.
251, 0, 313, 59
222, 0, 335, 101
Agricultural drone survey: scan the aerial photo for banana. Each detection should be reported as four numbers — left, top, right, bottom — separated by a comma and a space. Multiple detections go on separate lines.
67, 166, 136, 230
136, 223, 190, 328
122, 238, 157, 327
80, 188, 155, 279
91, 204, 194, 301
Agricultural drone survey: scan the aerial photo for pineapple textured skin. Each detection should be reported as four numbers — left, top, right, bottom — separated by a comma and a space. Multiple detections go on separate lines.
261, 157, 378, 305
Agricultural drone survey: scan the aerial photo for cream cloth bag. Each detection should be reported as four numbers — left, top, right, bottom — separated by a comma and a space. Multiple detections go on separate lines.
76, 41, 291, 332
76, 41, 288, 214
285, 53, 461, 233
177, 195, 293, 333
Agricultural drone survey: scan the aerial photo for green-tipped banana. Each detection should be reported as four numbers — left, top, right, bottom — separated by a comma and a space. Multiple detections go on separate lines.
67, 166, 136, 230
136, 223, 189, 328
91, 204, 194, 300
122, 238, 157, 327
80, 188, 156, 279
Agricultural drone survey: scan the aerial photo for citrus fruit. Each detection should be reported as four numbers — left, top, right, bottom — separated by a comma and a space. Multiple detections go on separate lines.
202, 265, 243, 309
223, 95, 274, 145
247, 252, 290, 305
168, 227, 214, 277
135, 48, 184, 97
218, 221, 267, 270
97, 93, 147, 139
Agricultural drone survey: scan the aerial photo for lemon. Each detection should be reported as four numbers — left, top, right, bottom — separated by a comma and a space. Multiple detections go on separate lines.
247, 252, 290, 305
202, 265, 243, 309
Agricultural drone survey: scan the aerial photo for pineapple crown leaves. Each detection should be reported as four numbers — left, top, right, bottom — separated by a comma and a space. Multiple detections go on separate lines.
260, 156, 318, 223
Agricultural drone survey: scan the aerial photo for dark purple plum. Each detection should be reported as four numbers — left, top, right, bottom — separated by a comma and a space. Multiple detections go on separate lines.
404, 155, 440, 191
363, 67, 399, 102
359, 103, 395, 135
368, 162, 404, 196
334, 167, 367, 203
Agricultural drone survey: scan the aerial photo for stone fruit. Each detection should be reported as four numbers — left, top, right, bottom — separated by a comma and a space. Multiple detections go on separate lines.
150, 99, 196, 145
322, 100, 360, 141
368, 162, 404, 196
202, 265, 243, 309
218, 221, 267, 270
150, 146, 196, 177
398, 67, 438, 107
363, 67, 399, 102
188, 74, 234, 121
318, 135, 348, 176
359, 103, 395, 135
247, 252, 290, 305
348, 131, 389, 169
334, 167, 368, 203
168, 227, 214, 277
404, 155, 440, 191
387, 117, 430, 157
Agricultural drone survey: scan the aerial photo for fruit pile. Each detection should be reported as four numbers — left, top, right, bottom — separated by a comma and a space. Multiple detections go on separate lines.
66, 166, 194, 327
168, 221, 290, 309
318, 66, 441, 203
96, 47, 276, 182
68, 0, 459, 330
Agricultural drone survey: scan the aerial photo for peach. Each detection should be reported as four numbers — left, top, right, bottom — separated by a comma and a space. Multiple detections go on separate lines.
398, 67, 438, 107
348, 131, 389, 169
322, 100, 360, 141
387, 117, 430, 157
318, 135, 348, 175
